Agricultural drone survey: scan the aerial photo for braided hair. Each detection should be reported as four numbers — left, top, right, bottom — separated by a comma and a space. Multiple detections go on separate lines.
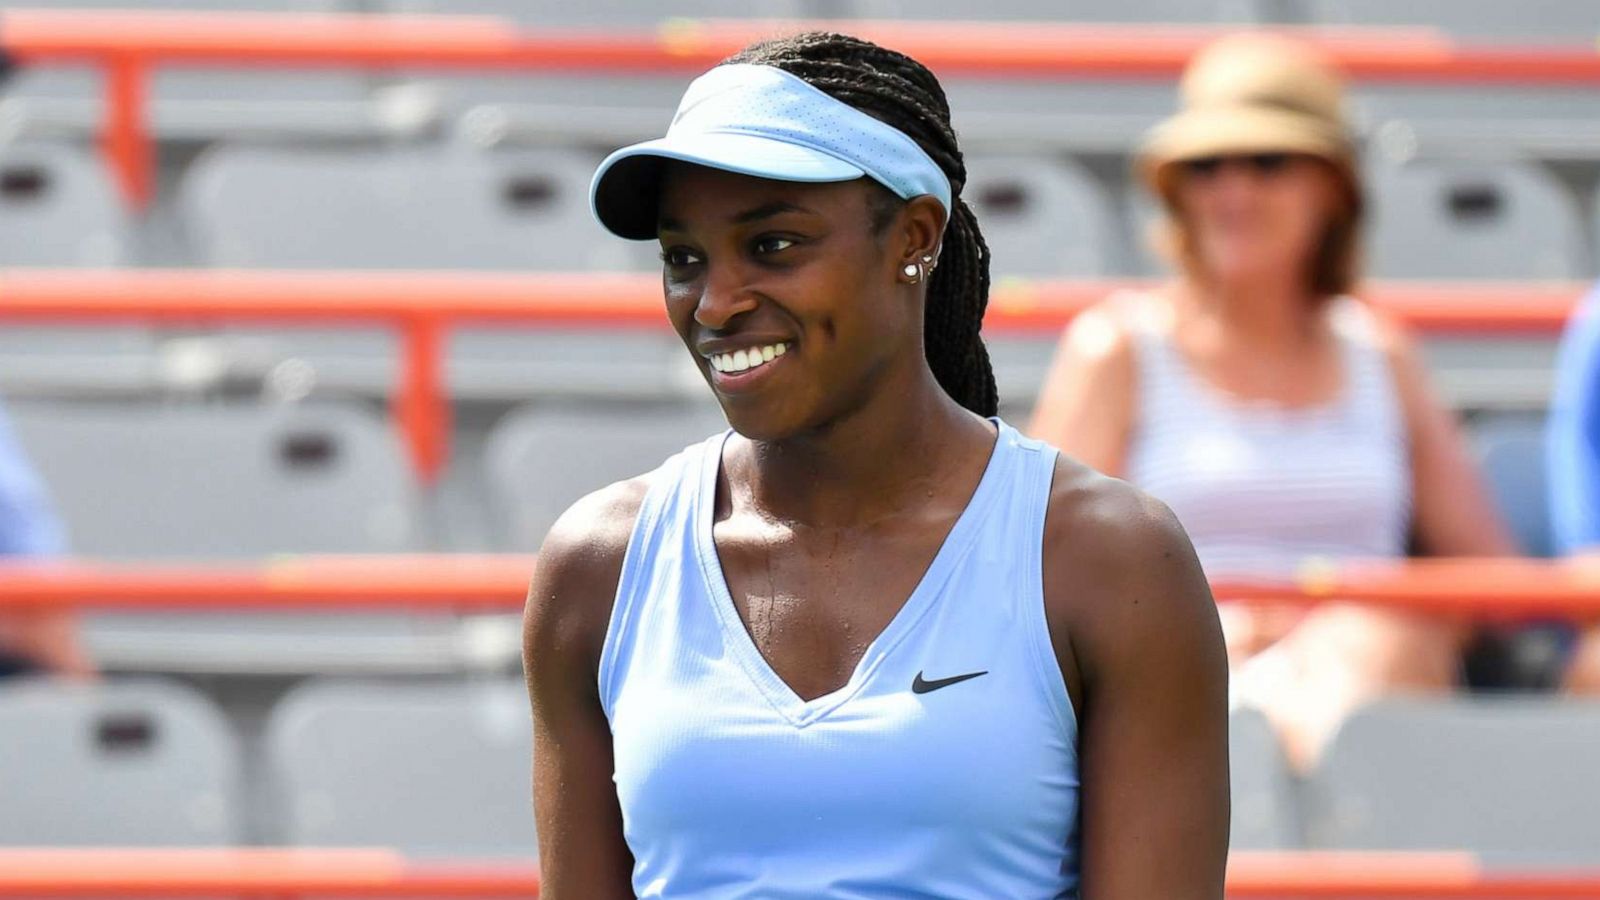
725, 33, 999, 417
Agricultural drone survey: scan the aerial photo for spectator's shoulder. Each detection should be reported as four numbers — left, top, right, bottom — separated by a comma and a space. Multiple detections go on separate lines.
1059, 290, 1151, 365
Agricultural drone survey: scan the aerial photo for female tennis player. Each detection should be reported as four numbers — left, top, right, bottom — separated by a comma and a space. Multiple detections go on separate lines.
523, 32, 1228, 899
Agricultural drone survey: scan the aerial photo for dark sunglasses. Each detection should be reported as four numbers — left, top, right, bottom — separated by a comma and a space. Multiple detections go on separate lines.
1181, 153, 1296, 178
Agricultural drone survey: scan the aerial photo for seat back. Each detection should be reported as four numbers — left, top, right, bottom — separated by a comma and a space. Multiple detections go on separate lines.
483, 402, 728, 550
265, 678, 536, 856
1305, 698, 1600, 863
0, 678, 240, 845
1230, 707, 1301, 850
9, 401, 420, 558
1366, 159, 1584, 279
183, 145, 627, 270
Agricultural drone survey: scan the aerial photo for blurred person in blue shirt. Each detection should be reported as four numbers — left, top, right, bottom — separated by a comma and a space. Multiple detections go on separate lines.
0, 402, 93, 679
1547, 281, 1600, 692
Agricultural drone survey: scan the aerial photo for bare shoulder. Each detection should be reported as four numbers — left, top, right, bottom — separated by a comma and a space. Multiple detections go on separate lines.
1055, 293, 1145, 370
522, 476, 653, 686
1038, 453, 1218, 686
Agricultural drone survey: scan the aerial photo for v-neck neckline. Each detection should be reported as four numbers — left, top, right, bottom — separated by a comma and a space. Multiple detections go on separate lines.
692, 421, 1011, 728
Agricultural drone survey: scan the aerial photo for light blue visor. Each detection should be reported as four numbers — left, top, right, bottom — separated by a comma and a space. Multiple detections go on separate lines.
591, 63, 953, 240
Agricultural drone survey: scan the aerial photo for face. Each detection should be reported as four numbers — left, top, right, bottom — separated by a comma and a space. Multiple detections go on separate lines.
1175, 153, 1340, 288
656, 163, 941, 441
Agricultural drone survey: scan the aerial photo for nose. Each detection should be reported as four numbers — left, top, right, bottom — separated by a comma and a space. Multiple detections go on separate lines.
692, 261, 761, 331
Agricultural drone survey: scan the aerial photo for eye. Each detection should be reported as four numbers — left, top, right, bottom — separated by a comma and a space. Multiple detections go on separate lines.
754, 236, 796, 255
660, 246, 703, 267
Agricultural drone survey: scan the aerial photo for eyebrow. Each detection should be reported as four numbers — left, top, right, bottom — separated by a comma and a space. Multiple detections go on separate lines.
657, 200, 816, 235
731, 200, 815, 225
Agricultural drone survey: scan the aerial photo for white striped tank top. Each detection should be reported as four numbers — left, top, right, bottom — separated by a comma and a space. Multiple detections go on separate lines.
1123, 294, 1412, 577
600, 420, 1080, 898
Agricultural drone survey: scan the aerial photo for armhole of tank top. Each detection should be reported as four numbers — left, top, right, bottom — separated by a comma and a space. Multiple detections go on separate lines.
1331, 297, 1418, 535
1332, 297, 1408, 426
596, 442, 702, 722
1110, 289, 1164, 405
1022, 444, 1080, 745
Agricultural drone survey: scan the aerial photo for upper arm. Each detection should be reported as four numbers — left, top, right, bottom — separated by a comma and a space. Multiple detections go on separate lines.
1374, 316, 1516, 556
522, 479, 648, 900
1044, 470, 1229, 899
1548, 288, 1600, 554
1027, 303, 1138, 477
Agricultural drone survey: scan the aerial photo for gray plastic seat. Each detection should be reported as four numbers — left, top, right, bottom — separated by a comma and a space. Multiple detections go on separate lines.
1366, 159, 1585, 279
1309, 0, 1600, 42
7, 401, 444, 674
1472, 415, 1552, 558
0, 143, 147, 384
1229, 707, 1300, 850
0, 142, 128, 266
9, 400, 419, 558
964, 155, 1116, 277
0, 678, 240, 845
376, 0, 802, 132
382, 0, 801, 25
1, 1, 370, 126
1305, 698, 1600, 864
847, 0, 1262, 21
265, 677, 535, 857
183, 144, 627, 270
484, 402, 728, 550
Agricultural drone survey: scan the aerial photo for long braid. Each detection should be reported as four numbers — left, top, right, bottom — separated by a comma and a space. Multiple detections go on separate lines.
726, 33, 999, 417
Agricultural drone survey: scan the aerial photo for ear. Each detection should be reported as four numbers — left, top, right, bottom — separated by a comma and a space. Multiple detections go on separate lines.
892, 195, 948, 284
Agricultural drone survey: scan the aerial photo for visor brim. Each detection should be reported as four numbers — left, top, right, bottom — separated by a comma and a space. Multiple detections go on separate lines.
591, 132, 866, 240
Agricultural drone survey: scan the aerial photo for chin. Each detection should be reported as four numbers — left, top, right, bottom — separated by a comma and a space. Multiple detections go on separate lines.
715, 398, 809, 444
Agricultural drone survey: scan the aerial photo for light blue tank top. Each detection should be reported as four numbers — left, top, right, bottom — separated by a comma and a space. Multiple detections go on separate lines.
599, 420, 1080, 899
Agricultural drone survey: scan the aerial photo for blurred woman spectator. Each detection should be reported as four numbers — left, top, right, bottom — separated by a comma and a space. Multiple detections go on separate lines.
1029, 33, 1512, 767
1546, 282, 1600, 692
0, 401, 93, 679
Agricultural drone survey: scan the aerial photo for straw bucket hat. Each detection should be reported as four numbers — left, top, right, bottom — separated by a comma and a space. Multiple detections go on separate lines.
1139, 32, 1357, 203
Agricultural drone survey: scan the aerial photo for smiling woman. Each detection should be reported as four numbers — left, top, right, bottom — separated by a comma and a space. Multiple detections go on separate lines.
522, 32, 1228, 900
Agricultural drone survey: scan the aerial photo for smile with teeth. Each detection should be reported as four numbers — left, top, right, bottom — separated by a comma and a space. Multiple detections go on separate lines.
707, 342, 789, 374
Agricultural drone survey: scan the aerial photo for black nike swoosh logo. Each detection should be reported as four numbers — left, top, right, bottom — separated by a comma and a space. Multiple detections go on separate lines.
912, 670, 989, 694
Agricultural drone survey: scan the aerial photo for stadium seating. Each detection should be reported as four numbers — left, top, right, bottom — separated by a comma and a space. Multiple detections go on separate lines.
964, 155, 1117, 277
483, 402, 729, 551
0, 678, 240, 845
6, 400, 448, 674
181, 144, 629, 271
1304, 698, 1600, 862
383, 0, 804, 24
1228, 707, 1302, 850
1308, 0, 1600, 41
1472, 415, 1553, 558
264, 677, 536, 856
0, 141, 128, 267
846, 0, 1266, 21
1365, 158, 1586, 279
8, 400, 419, 558
0, 0, 373, 137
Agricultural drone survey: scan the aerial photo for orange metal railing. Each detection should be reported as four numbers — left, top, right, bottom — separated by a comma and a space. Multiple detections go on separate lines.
6, 9, 1600, 208
3, 849, 1600, 898
2, 556, 1599, 619
0, 269, 1582, 482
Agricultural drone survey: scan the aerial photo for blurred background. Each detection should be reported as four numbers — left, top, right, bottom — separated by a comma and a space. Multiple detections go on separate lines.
1, 0, 1599, 896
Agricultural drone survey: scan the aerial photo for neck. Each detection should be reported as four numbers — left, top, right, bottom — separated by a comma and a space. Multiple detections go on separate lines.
1185, 269, 1322, 347
731, 357, 993, 529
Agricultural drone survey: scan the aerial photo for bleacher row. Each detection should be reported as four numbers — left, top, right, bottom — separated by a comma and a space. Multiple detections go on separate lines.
5, 2, 1600, 885
10, 678, 1600, 863
1, 398, 1555, 676
4, 141, 1597, 276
